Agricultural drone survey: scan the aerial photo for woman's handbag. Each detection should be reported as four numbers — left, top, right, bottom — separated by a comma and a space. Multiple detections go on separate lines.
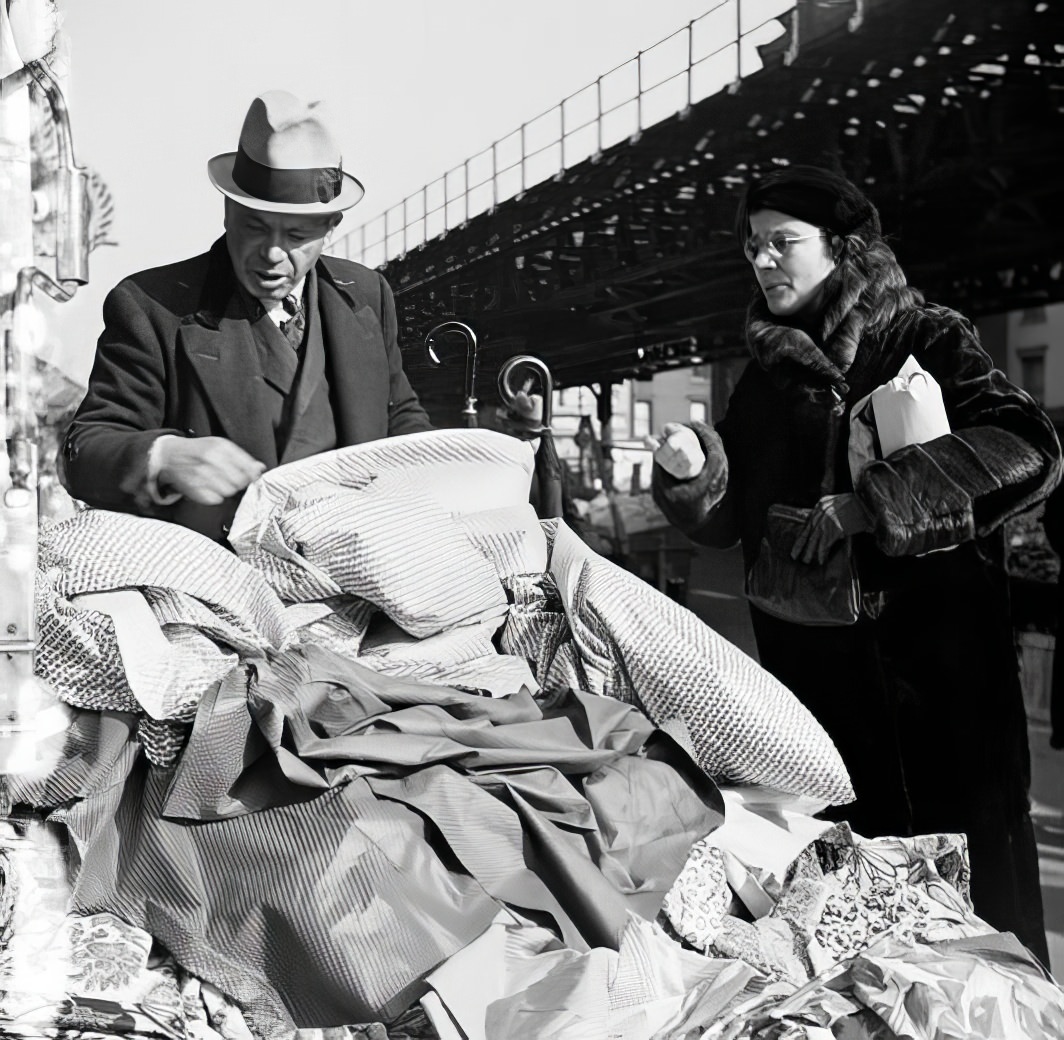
745, 503, 862, 626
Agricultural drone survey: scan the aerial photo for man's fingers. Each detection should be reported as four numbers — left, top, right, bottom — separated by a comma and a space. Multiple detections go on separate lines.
159, 436, 266, 501
643, 435, 661, 451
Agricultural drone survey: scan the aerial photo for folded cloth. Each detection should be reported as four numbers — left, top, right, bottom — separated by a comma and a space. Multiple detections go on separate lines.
63, 646, 723, 1038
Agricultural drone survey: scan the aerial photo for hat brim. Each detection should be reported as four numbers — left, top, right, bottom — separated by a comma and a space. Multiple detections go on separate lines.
207, 152, 365, 214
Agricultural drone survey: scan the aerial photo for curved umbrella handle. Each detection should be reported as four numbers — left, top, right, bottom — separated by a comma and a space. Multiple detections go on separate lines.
498, 355, 563, 519
425, 321, 479, 427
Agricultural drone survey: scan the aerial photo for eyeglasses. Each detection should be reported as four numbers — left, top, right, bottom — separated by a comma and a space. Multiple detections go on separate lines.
743, 232, 828, 262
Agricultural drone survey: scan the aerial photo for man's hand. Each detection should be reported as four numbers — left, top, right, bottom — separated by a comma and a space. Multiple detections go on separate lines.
790, 493, 872, 565
645, 422, 706, 480
155, 436, 266, 505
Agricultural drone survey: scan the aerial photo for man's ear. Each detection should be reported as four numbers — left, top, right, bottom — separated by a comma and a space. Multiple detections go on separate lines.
830, 234, 844, 263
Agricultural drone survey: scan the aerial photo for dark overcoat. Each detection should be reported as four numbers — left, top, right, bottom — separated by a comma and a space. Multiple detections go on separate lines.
653, 302, 1060, 957
61, 238, 432, 540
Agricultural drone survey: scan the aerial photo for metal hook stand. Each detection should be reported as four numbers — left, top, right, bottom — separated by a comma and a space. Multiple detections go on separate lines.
424, 321, 480, 428
498, 354, 564, 520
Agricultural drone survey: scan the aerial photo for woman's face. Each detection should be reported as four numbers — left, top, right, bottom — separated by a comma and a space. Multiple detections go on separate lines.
746, 208, 837, 320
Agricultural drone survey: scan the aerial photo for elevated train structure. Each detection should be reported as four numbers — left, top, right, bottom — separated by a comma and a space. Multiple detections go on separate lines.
333, 0, 1064, 425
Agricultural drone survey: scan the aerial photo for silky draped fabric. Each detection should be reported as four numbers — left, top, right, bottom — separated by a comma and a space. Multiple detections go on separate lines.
64, 646, 724, 1038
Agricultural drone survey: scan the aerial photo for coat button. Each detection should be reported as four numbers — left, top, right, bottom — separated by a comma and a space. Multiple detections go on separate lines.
185, 428, 196, 436
221, 524, 231, 535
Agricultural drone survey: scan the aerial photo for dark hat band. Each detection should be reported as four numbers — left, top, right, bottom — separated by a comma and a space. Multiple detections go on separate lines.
232, 144, 342, 205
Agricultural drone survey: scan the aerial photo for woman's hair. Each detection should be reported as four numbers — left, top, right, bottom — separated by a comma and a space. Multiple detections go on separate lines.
736, 165, 923, 371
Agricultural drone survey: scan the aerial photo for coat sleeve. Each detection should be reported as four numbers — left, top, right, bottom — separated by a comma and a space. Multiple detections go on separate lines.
651, 418, 742, 548
378, 274, 433, 436
59, 280, 186, 519
854, 307, 1062, 557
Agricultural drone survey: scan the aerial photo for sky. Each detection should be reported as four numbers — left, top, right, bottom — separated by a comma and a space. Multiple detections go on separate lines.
41, 0, 738, 383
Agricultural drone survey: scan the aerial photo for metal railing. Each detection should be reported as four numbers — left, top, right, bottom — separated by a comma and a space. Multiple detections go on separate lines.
332, 0, 792, 268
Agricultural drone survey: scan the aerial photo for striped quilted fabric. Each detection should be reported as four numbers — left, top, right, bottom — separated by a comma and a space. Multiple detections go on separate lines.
547, 522, 855, 806
41, 511, 294, 651
274, 470, 508, 638
230, 428, 537, 546
454, 503, 549, 580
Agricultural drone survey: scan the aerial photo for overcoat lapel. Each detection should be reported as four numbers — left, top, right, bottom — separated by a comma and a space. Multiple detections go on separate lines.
317, 261, 385, 444
178, 238, 280, 468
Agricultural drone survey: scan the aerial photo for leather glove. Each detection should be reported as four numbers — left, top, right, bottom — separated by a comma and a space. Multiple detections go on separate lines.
791, 492, 872, 565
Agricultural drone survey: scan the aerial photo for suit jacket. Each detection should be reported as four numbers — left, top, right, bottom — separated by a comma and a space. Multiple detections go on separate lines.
61, 236, 432, 541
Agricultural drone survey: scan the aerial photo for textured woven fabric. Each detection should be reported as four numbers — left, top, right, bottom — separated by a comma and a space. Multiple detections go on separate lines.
229, 428, 537, 544
546, 521, 855, 806
41, 511, 293, 650
454, 503, 548, 580
274, 470, 508, 637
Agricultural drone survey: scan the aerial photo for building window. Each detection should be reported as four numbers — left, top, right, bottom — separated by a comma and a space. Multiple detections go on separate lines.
689, 400, 708, 425
1020, 306, 1047, 325
1018, 347, 1047, 403
632, 400, 652, 439
690, 364, 709, 382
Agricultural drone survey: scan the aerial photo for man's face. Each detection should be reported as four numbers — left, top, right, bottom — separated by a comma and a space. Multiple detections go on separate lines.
224, 199, 341, 301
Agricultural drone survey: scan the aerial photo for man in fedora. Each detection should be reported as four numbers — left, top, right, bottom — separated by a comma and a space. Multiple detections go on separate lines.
61, 90, 432, 542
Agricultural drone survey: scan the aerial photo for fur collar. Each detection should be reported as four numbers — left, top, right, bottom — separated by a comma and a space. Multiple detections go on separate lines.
745, 298, 849, 393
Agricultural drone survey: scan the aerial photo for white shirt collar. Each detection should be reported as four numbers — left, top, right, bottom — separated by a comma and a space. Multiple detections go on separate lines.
259, 276, 306, 327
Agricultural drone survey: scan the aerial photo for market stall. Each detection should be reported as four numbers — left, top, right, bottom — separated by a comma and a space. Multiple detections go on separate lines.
4, 428, 1063, 1040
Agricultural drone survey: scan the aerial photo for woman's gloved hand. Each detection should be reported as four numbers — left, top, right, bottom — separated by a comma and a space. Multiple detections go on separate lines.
645, 422, 706, 480
791, 492, 872, 565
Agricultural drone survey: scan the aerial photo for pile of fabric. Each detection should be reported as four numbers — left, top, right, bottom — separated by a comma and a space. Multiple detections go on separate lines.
4, 429, 1063, 1039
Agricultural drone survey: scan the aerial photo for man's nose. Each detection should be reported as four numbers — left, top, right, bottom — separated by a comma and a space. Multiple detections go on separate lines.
262, 240, 287, 263
753, 250, 776, 270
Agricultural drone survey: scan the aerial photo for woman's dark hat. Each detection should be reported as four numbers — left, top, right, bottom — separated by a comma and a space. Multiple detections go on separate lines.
740, 165, 880, 238
208, 91, 364, 214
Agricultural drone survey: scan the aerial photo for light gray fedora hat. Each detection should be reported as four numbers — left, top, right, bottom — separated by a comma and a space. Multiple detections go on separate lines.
208, 90, 364, 214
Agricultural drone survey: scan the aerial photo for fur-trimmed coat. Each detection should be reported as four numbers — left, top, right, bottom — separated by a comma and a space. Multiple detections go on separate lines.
653, 301, 1060, 956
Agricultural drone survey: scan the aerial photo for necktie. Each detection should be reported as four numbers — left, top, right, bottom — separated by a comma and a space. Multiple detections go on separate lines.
280, 294, 306, 350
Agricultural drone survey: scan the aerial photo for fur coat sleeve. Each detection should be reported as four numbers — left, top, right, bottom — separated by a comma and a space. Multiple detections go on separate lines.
854, 306, 1062, 556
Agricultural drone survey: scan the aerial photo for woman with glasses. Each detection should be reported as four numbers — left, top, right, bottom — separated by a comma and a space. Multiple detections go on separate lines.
650, 164, 1059, 961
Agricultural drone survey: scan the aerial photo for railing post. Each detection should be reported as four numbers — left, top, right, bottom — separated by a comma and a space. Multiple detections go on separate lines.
491, 141, 498, 208
464, 159, 470, 224
560, 102, 565, 172
688, 20, 695, 107
637, 51, 643, 131
402, 197, 408, 255
520, 123, 526, 192
596, 76, 603, 153
736, 0, 743, 81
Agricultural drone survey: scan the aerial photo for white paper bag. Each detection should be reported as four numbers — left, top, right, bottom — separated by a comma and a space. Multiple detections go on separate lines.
848, 355, 951, 482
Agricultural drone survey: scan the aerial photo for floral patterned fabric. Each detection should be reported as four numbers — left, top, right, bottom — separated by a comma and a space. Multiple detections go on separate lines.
0, 813, 254, 1040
